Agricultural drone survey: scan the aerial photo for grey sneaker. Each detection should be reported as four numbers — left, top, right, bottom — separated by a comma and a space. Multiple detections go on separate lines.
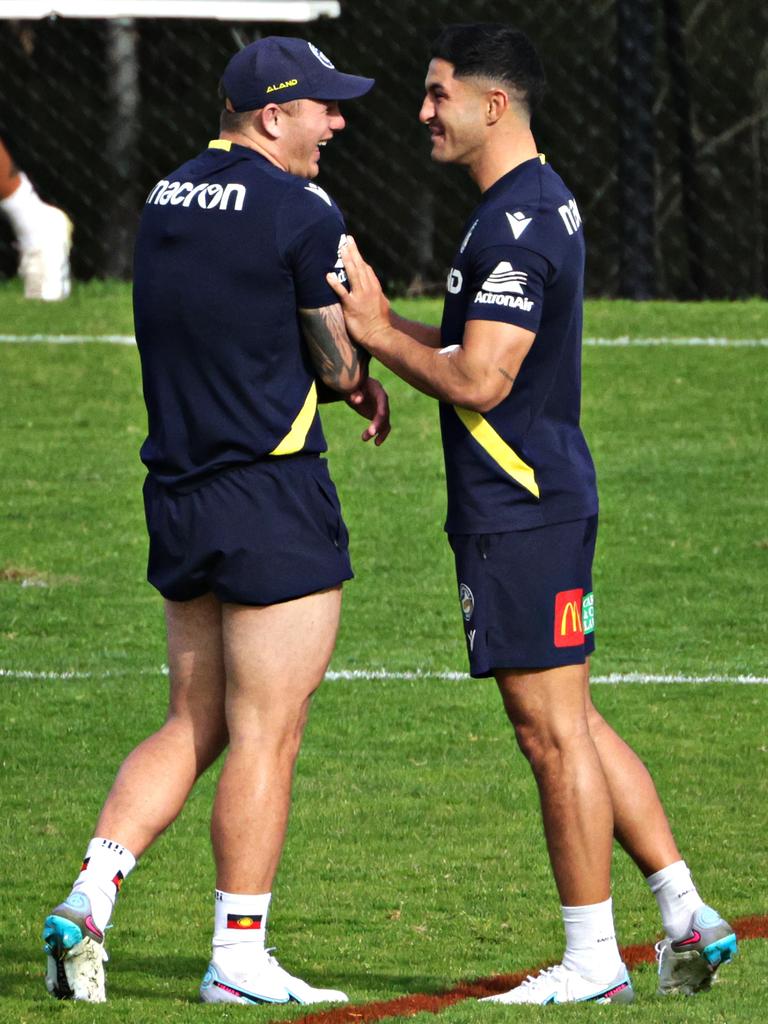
42, 892, 107, 1002
656, 905, 737, 995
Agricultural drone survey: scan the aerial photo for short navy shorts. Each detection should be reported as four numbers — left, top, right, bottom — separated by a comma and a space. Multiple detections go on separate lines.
448, 516, 598, 678
143, 456, 353, 605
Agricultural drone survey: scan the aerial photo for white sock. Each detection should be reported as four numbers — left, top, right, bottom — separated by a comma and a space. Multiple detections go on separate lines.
561, 897, 623, 984
0, 172, 47, 250
646, 860, 704, 939
69, 837, 137, 932
212, 890, 271, 976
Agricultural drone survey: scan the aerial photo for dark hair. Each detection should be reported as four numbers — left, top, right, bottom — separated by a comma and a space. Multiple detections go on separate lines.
430, 24, 546, 114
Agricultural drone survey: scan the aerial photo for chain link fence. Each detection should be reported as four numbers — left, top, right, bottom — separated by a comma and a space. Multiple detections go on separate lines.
2, 0, 767, 298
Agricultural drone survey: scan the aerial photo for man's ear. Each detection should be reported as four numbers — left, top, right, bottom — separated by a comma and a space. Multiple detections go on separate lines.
259, 103, 283, 140
486, 88, 510, 125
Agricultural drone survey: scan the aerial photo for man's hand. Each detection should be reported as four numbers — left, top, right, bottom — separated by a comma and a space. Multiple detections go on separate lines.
345, 376, 391, 445
326, 236, 390, 348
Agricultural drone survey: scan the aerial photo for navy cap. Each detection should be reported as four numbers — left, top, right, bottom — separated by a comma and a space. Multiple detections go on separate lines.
221, 37, 375, 111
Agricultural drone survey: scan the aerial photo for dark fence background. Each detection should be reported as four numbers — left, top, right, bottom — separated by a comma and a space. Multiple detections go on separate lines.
2, 0, 767, 298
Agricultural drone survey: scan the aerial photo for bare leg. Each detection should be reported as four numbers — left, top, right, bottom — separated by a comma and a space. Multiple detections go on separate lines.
211, 586, 342, 893
0, 138, 21, 199
95, 593, 228, 854
496, 663, 613, 905
586, 683, 680, 876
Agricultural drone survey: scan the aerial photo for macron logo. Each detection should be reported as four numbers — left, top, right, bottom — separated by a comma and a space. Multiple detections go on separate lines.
507, 210, 532, 239
146, 179, 246, 211
481, 262, 528, 294
305, 183, 332, 207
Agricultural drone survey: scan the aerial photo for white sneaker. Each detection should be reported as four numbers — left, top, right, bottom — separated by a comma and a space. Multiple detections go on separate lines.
656, 905, 737, 995
43, 893, 108, 1002
480, 963, 634, 1005
200, 950, 349, 1005
18, 202, 72, 300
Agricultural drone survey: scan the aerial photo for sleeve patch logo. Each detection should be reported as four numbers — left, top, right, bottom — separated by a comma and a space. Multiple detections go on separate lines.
554, 588, 584, 647
446, 267, 464, 294
334, 233, 348, 283
481, 262, 527, 294
473, 261, 533, 311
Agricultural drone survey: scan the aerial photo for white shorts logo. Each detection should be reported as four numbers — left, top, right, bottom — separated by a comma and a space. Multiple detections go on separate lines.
459, 583, 474, 621
481, 261, 527, 294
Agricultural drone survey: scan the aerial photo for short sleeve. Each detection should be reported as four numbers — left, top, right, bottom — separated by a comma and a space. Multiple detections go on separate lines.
465, 245, 551, 333
278, 185, 347, 309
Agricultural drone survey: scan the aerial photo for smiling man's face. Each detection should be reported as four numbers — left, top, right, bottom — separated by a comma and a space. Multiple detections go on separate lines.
279, 98, 345, 179
419, 59, 491, 168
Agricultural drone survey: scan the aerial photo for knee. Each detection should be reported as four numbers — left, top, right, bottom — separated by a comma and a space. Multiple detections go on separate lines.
164, 708, 228, 774
512, 719, 588, 775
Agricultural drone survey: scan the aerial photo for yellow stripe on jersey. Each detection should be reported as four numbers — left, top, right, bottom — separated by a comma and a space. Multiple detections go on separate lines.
270, 381, 318, 456
208, 139, 232, 151
453, 405, 540, 498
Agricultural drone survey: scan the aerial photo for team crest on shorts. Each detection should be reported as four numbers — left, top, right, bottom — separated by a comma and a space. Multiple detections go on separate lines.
459, 583, 474, 621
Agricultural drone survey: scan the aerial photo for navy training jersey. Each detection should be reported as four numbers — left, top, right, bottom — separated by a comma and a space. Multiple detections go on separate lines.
439, 155, 598, 533
133, 141, 347, 488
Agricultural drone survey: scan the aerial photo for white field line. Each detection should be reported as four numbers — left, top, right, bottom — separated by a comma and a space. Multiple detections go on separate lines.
1, 334, 768, 349
0, 333, 136, 345
1, 666, 766, 684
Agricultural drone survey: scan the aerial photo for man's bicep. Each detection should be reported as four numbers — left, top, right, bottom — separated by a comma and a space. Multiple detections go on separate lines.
299, 304, 367, 394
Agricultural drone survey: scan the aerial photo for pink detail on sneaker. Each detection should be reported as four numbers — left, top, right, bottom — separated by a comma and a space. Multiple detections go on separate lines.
85, 915, 104, 940
674, 929, 702, 948
602, 981, 631, 998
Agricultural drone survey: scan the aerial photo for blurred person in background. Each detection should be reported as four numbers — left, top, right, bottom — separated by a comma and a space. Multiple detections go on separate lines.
329, 21, 737, 1007
0, 134, 71, 300
41, 36, 388, 1006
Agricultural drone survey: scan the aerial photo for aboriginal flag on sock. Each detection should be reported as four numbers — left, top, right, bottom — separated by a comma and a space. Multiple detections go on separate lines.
227, 914, 263, 930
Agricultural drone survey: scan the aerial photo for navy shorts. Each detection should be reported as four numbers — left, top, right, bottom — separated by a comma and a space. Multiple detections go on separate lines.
448, 516, 598, 678
143, 456, 353, 605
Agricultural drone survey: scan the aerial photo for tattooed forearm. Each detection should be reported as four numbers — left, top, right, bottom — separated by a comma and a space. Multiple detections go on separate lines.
498, 367, 516, 385
299, 305, 368, 392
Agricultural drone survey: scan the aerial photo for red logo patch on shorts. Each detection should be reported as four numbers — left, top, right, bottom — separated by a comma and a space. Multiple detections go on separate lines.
554, 589, 584, 647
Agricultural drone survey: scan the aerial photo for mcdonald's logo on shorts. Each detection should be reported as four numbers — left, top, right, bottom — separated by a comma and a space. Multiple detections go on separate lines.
554, 588, 584, 647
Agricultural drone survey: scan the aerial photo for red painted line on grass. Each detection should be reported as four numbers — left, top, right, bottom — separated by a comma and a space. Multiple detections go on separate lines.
272, 915, 766, 1024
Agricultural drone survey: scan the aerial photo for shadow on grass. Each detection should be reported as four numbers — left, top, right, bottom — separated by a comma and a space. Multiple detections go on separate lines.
5, 948, 446, 1004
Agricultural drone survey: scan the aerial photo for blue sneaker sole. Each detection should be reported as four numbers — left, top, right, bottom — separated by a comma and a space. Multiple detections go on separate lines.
43, 915, 84, 957
703, 932, 738, 969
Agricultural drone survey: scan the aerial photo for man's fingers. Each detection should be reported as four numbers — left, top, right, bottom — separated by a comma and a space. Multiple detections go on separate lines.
326, 271, 347, 298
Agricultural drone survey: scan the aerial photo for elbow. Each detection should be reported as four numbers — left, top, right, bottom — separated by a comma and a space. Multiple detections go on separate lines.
317, 364, 366, 396
451, 383, 508, 414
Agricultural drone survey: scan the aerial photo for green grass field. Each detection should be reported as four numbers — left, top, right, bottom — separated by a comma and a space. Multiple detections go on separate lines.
1, 281, 766, 1022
